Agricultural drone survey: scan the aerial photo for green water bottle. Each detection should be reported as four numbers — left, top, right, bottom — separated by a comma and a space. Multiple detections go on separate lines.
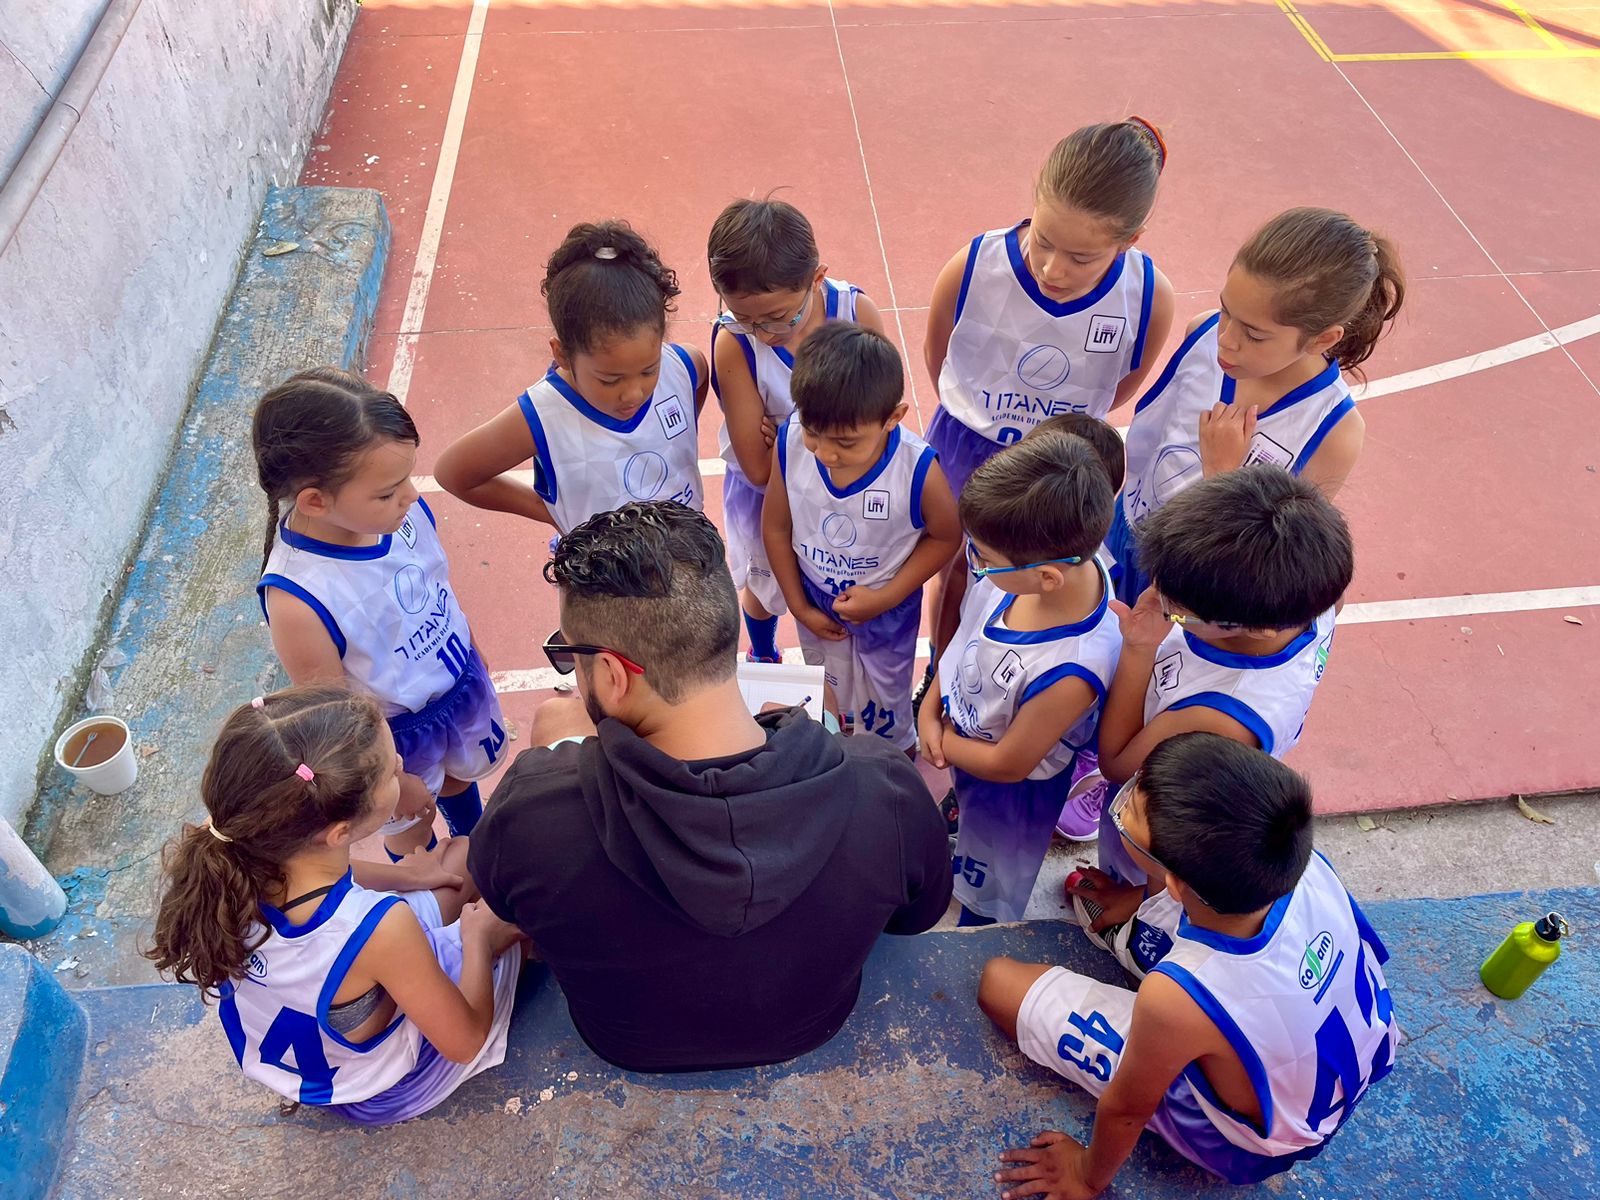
1480, 911, 1569, 999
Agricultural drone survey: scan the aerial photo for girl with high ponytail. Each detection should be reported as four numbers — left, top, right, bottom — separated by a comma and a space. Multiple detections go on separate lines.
433, 218, 711, 537
147, 686, 524, 1125
1107, 207, 1405, 605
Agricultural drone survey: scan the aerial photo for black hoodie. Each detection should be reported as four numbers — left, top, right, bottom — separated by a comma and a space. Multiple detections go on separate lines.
470, 708, 952, 1072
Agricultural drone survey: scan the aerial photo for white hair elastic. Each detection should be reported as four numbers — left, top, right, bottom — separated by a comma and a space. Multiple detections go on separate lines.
594, 246, 618, 261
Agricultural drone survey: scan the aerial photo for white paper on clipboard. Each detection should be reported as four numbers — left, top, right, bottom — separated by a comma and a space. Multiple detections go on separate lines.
736, 661, 825, 722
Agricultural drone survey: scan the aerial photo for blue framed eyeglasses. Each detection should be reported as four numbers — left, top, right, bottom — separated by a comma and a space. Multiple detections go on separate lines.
718, 286, 812, 337
966, 538, 1082, 580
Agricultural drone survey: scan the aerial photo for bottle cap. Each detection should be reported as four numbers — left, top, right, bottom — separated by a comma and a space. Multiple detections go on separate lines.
1535, 912, 1570, 941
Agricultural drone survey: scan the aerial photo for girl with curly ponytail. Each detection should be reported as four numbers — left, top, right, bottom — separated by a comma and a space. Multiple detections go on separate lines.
433, 218, 711, 537
147, 686, 525, 1125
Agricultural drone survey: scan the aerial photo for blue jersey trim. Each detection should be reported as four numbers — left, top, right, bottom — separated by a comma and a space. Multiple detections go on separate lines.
952, 234, 984, 326
316, 895, 409, 1052
1319, 853, 1391, 967
257, 575, 348, 659
1258, 358, 1342, 420
908, 444, 936, 530
823, 278, 840, 319
1018, 662, 1106, 708
985, 561, 1111, 644
218, 984, 247, 1065
1292, 396, 1355, 474
415, 496, 436, 528
1175, 888, 1294, 956
776, 417, 792, 481
1134, 313, 1219, 416
545, 367, 652, 434
1181, 623, 1318, 671
715, 320, 761, 399
1151, 961, 1276, 1137
1005, 222, 1127, 317
668, 342, 699, 408
516, 389, 558, 503
1167, 691, 1275, 754
1131, 251, 1155, 372
258, 870, 357, 939
708, 322, 723, 401
773, 343, 795, 370
816, 426, 902, 499
276, 520, 391, 561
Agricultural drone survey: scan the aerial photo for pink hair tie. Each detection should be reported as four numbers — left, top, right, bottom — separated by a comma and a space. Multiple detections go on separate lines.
295, 763, 316, 782
250, 696, 265, 709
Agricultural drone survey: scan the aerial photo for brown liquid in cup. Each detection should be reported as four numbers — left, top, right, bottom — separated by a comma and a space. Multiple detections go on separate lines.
65, 722, 128, 768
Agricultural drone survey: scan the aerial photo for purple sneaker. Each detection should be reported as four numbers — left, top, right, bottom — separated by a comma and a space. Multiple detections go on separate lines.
1055, 771, 1108, 841
744, 651, 782, 664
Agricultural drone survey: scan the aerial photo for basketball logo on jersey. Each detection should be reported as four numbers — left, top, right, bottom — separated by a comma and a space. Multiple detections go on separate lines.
394, 564, 430, 614
1154, 652, 1182, 692
655, 395, 688, 440
622, 451, 670, 499
1243, 431, 1293, 469
1016, 344, 1071, 390
821, 513, 858, 549
863, 490, 890, 521
991, 650, 1024, 692
397, 515, 418, 548
1085, 315, 1127, 354
959, 643, 983, 694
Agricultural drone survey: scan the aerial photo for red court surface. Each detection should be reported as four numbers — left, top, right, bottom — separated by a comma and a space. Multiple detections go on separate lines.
301, 0, 1600, 815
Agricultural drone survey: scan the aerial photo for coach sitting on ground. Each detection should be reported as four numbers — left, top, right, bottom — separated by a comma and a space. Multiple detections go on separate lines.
468, 501, 952, 1072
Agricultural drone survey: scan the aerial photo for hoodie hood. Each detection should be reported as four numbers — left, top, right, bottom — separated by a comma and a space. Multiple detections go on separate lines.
578, 709, 856, 937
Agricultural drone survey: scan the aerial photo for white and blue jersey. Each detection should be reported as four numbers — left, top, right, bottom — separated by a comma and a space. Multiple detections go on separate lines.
939, 224, 1157, 438
779, 421, 936, 751
517, 344, 702, 535
1150, 852, 1400, 1158
1146, 607, 1337, 758
713, 279, 863, 613
1110, 315, 1354, 603
939, 572, 1122, 781
260, 500, 474, 718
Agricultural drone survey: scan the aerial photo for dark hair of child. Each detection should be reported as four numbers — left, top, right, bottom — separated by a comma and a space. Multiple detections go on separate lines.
707, 198, 821, 297
1138, 731, 1314, 914
542, 219, 680, 356
789, 322, 904, 433
1026, 411, 1126, 492
960, 432, 1113, 566
1135, 466, 1353, 630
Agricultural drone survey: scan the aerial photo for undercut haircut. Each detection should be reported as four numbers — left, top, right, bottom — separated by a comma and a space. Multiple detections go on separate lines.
544, 502, 739, 703
790, 322, 904, 433
1139, 732, 1313, 915
1135, 466, 1353, 629
1025, 412, 1126, 492
960, 432, 1113, 565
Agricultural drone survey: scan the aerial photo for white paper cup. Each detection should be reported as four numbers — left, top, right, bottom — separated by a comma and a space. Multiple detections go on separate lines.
54, 716, 138, 795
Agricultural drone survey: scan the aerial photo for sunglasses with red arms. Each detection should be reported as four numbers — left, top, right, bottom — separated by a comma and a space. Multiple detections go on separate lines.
542, 630, 646, 676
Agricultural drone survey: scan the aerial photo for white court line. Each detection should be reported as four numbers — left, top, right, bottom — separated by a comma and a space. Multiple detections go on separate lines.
416, 313, 1600, 495
488, 585, 1599, 694
385, 0, 490, 406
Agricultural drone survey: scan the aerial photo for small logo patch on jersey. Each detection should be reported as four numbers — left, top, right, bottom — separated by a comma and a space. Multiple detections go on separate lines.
1016, 344, 1072, 390
397, 515, 418, 548
655, 395, 688, 440
1243, 431, 1294, 469
246, 951, 268, 981
863, 490, 891, 521
1314, 636, 1332, 682
1085, 314, 1127, 354
394, 564, 430, 614
1154, 652, 1182, 692
991, 650, 1024, 692
821, 512, 858, 549
1301, 930, 1336, 990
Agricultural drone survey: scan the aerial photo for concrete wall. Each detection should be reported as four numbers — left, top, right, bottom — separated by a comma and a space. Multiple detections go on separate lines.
0, 0, 359, 826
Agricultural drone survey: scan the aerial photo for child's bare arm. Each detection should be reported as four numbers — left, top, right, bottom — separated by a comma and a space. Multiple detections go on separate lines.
940, 676, 1098, 784
431, 404, 555, 526
761, 444, 845, 642
1298, 408, 1365, 500
833, 460, 961, 623
923, 246, 970, 392
263, 589, 346, 685
715, 330, 775, 486
686, 345, 711, 419
1109, 266, 1175, 413
853, 292, 888, 336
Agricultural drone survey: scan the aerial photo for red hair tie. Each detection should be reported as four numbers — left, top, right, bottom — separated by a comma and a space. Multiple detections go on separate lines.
1126, 115, 1167, 173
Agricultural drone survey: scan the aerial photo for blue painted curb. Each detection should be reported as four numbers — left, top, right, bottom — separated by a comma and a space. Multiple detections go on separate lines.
0, 944, 87, 1200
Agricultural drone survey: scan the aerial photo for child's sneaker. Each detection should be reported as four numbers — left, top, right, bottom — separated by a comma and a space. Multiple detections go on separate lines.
938, 788, 961, 844
1064, 869, 1116, 953
911, 661, 936, 714
1054, 771, 1108, 841
744, 651, 782, 664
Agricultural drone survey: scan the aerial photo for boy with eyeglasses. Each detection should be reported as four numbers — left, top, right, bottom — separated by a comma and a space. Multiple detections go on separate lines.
979, 733, 1398, 1195
917, 431, 1122, 924
707, 198, 886, 663
1084, 466, 1353, 955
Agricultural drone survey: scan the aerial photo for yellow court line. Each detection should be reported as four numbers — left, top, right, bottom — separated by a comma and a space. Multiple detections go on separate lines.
1276, 0, 1337, 60
1497, 0, 1570, 50
1330, 47, 1600, 59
